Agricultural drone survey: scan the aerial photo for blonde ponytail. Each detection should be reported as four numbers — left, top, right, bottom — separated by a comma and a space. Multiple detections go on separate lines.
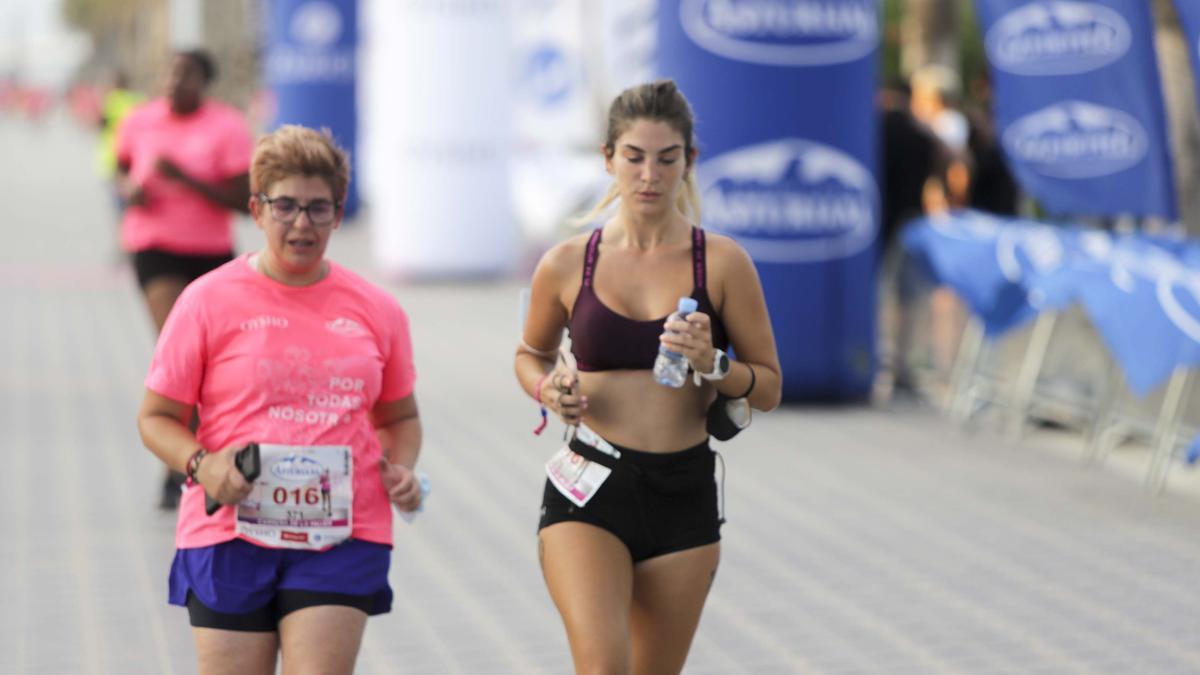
676, 171, 702, 224
574, 171, 702, 229
572, 182, 621, 228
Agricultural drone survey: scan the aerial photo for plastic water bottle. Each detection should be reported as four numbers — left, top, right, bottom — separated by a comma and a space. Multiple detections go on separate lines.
397, 470, 432, 524
653, 297, 699, 388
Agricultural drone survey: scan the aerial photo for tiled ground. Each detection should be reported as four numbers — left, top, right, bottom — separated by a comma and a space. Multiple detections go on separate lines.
3, 113, 1200, 674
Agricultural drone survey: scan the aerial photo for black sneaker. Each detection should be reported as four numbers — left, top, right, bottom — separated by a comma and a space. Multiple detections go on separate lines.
159, 471, 186, 510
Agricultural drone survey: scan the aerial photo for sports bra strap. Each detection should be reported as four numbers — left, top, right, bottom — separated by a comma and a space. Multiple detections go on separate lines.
582, 228, 602, 288
692, 227, 706, 290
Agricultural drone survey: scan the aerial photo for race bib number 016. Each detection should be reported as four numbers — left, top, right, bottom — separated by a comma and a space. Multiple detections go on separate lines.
236, 444, 352, 550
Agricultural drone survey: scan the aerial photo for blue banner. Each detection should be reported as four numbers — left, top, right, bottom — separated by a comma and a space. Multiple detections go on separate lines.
902, 210, 1087, 336
1039, 233, 1200, 396
905, 211, 1200, 396
264, 0, 359, 214
975, 0, 1177, 219
658, 0, 880, 401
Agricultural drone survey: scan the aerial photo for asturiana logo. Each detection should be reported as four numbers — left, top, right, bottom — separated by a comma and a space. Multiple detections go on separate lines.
995, 226, 1065, 284
679, 0, 878, 66
271, 455, 324, 482
291, 1, 343, 48
985, 1, 1131, 76
697, 138, 877, 263
1002, 101, 1147, 178
267, 1, 352, 84
522, 44, 575, 107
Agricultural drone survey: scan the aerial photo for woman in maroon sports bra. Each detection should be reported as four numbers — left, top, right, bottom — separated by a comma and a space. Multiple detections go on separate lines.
515, 80, 782, 675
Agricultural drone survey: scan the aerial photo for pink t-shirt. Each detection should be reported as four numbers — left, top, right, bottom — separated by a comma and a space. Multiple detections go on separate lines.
116, 98, 253, 255
145, 255, 417, 549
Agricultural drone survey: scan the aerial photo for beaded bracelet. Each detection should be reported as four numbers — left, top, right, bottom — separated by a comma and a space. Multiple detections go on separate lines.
185, 447, 208, 485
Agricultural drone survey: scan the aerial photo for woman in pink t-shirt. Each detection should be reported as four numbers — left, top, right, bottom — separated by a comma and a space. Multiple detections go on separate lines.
115, 49, 255, 508
137, 125, 423, 675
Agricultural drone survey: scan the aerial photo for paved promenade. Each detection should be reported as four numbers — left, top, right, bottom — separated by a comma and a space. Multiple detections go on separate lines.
3, 113, 1200, 674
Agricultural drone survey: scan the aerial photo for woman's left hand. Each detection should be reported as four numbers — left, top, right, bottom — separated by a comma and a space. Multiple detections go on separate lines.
379, 458, 422, 512
660, 311, 716, 376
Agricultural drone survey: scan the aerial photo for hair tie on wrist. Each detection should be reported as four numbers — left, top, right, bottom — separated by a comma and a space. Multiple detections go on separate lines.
735, 364, 756, 399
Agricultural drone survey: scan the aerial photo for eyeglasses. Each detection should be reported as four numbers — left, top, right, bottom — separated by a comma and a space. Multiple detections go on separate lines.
258, 193, 340, 226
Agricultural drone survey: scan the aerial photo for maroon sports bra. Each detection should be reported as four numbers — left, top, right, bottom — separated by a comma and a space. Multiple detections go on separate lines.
569, 227, 729, 372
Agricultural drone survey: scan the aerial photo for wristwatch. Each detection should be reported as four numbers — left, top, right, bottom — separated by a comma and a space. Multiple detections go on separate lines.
695, 348, 730, 385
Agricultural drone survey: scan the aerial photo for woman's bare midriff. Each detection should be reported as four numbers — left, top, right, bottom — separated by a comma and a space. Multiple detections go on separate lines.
577, 369, 711, 453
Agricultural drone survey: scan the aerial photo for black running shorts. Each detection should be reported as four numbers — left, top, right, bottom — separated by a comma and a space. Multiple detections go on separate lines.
538, 434, 722, 563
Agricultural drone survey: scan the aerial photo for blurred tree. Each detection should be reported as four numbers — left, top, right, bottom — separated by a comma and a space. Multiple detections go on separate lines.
201, 0, 260, 109
901, 0, 958, 76
882, 0, 904, 85
1151, 0, 1200, 233
63, 0, 167, 94
956, 1, 986, 105
62, 0, 259, 110
63, 0, 120, 27
889, 1, 986, 106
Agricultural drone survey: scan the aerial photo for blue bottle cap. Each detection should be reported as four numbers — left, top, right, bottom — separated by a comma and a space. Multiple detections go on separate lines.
677, 297, 699, 315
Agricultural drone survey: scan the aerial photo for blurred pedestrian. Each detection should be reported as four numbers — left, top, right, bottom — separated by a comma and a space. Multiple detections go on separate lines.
515, 80, 782, 675
97, 70, 143, 190
910, 64, 971, 209
95, 70, 144, 259
115, 49, 253, 508
879, 81, 946, 252
965, 74, 1020, 217
877, 81, 952, 395
137, 125, 423, 675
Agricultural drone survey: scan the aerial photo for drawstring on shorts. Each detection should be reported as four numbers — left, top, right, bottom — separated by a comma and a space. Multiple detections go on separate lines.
715, 450, 726, 525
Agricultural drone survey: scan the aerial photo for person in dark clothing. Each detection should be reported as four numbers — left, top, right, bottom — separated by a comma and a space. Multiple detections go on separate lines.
879, 84, 946, 250
877, 83, 952, 395
965, 76, 1020, 217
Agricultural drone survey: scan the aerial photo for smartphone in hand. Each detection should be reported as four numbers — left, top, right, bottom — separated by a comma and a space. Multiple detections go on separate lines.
205, 443, 261, 516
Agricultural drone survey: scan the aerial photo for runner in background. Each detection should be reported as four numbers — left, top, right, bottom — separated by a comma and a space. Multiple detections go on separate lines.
95, 70, 144, 261
137, 125, 424, 675
115, 49, 253, 508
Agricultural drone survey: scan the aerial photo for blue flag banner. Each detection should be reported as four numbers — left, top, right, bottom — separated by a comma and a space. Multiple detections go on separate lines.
1044, 233, 1200, 396
902, 210, 1084, 336
657, 0, 880, 401
906, 210, 1200, 396
974, 0, 1177, 219
264, 0, 359, 214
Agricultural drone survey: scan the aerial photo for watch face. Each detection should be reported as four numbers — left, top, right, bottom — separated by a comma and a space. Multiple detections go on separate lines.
718, 352, 730, 374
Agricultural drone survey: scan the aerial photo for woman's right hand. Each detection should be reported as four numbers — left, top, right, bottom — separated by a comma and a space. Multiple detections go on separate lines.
541, 364, 587, 426
195, 447, 253, 505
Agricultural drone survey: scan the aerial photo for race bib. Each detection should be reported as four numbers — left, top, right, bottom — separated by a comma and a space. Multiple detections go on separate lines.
235, 444, 352, 550
545, 445, 612, 508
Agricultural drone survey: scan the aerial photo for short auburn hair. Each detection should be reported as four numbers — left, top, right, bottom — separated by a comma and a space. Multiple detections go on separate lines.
250, 125, 350, 202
